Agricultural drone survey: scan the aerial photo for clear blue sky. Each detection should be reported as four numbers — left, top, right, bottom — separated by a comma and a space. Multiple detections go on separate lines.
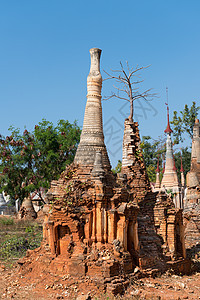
0, 1, 199, 167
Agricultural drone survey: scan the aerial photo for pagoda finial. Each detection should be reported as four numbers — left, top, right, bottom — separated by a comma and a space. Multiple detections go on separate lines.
164, 88, 173, 134
156, 155, 160, 173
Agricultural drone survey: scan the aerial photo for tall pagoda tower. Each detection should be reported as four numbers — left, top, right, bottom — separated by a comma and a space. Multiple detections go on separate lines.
74, 48, 111, 170
161, 106, 182, 207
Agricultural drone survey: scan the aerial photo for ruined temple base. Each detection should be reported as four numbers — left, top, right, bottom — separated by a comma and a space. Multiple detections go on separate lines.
17, 241, 191, 296
18, 243, 135, 295
1, 259, 199, 300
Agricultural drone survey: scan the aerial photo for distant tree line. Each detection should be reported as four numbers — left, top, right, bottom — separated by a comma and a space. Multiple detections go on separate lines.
0, 119, 81, 204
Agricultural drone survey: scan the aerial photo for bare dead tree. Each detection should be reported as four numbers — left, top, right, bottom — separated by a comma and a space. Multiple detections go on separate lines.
104, 61, 156, 121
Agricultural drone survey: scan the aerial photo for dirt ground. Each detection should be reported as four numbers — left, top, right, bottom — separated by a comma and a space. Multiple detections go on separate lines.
0, 263, 200, 300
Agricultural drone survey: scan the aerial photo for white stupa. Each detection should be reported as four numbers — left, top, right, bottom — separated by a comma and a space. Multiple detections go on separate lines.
0, 193, 7, 214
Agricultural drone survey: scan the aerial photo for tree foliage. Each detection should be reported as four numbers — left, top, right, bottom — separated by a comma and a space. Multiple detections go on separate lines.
173, 147, 191, 179
171, 101, 200, 144
140, 136, 166, 166
140, 136, 166, 182
112, 160, 122, 174
0, 119, 81, 204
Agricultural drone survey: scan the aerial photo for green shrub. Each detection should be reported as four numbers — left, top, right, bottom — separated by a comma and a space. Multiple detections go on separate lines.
0, 217, 14, 225
0, 231, 42, 259
25, 226, 34, 233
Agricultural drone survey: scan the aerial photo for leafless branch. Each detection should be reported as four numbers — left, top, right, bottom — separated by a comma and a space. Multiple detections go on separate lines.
103, 61, 156, 121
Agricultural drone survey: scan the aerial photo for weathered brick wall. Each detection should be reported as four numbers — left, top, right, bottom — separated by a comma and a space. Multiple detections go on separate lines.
121, 119, 151, 202
185, 119, 200, 250
184, 206, 200, 250
41, 162, 140, 291
121, 119, 187, 270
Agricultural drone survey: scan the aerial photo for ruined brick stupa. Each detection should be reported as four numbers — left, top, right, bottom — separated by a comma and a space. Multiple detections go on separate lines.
186, 118, 200, 205
0, 193, 7, 215
184, 119, 200, 250
19, 48, 190, 295
18, 195, 37, 219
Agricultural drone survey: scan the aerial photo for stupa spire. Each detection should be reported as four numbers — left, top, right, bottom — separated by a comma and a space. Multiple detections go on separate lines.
162, 161, 165, 174
191, 118, 200, 164
180, 154, 185, 187
164, 88, 173, 134
161, 90, 179, 192
156, 155, 160, 173
74, 48, 111, 170
155, 155, 160, 190
164, 106, 173, 134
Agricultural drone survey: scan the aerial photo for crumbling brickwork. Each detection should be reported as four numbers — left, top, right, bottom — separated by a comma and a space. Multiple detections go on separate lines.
184, 119, 200, 252
40, 161, 139, 293
121, 119, 151, 201
121, 119, 189, 273
18, 48, 190, 295
18, 196, 37, 219
154, 191, 186, 260
186, 119, 200, 206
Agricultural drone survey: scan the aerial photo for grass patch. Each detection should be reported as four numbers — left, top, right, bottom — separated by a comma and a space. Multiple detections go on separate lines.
0, 218, 43, 266
0, 216, 14, 225
0, 233, 42, 259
